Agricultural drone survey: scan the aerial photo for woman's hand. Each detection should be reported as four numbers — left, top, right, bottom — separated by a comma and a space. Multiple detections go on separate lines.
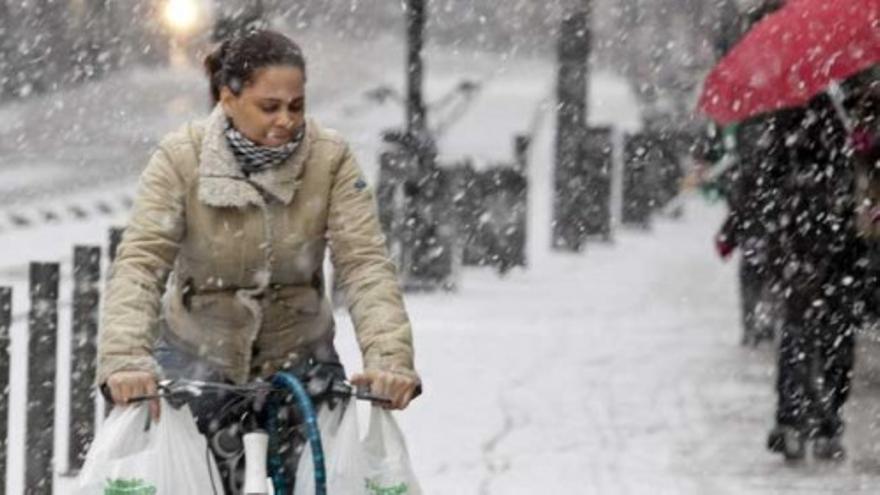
350, 370, 420, 410
106, 370, 161, 421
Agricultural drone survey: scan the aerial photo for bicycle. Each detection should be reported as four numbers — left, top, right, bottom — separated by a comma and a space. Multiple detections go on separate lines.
131, 362, 390, 495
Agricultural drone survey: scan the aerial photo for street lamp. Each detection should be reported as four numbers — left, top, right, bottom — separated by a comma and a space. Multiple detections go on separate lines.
162, 0, 201, 35
159, 0, 211, 67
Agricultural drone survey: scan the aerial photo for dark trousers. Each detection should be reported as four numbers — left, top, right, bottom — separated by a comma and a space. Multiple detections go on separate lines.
775, 309, 856, 437
773, 238, 869, 438
739, 260, 767, 342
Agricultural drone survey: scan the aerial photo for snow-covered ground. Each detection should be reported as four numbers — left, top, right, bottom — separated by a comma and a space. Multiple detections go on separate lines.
4, 36, 880, 495
372, 201, 880, 495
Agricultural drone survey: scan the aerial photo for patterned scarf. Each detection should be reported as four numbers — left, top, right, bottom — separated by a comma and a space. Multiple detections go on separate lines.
224, 121, 304, 175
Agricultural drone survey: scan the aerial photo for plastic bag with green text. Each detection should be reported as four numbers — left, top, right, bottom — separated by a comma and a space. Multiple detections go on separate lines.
362, 406, 422, 495
74, 399, 222, 494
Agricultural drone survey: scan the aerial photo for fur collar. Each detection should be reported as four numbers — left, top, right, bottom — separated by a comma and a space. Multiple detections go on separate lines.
197, 105, 313, 208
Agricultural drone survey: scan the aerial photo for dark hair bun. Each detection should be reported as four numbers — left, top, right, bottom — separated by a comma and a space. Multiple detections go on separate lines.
203, 30, 306, 104
204, 39, 229, 77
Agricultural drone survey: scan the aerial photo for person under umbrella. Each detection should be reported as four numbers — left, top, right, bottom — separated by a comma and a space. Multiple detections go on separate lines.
698, 0, 880, 460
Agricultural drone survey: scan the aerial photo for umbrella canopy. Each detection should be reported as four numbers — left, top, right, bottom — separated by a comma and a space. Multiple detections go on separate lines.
698, 0, 880, 125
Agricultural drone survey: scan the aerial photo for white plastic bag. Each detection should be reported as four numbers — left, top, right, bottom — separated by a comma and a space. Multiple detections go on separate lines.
295, 401, 421, 495
362, 406, 422, 495
74, 399, 222, 495
294, 400, 367, 495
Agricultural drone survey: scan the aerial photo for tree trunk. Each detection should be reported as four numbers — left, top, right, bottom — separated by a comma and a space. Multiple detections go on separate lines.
552, 7, 592, 251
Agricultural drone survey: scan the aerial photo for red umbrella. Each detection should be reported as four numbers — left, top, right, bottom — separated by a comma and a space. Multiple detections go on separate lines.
698, 0, 880, 125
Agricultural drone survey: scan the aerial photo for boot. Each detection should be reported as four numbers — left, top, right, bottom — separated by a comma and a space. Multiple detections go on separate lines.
767, 424, 806, 460
813, 435, 846, 460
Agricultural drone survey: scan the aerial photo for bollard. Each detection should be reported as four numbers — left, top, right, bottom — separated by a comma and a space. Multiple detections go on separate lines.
69, 246, 101, 473
0, 286, 10, 491
26, 262, 59, 494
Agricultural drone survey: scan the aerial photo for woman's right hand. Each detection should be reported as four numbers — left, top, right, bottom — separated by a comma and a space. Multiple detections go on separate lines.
106, 370, 161, 421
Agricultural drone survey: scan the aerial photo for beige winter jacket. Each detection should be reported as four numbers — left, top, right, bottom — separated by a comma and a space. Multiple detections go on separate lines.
97, 106, 419, 386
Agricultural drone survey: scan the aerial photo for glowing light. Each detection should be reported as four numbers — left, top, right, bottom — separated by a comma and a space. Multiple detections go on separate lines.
162, 0, 200, 34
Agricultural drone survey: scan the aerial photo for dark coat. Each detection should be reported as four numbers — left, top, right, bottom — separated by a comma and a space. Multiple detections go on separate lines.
716, 112, 792, 277
775, 96, 871, 324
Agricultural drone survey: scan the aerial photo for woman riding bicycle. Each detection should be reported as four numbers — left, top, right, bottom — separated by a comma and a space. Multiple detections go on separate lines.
96, 29, 421, 492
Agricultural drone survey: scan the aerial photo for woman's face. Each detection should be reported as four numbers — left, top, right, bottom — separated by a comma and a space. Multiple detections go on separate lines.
221, 65, 306, 147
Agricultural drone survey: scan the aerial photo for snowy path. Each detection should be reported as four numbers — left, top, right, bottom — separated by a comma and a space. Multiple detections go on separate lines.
334, 202, 880, 495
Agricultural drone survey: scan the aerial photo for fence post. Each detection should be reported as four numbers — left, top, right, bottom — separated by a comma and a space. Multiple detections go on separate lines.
27, 262, 59, 494
69, 246, 101, 474
0, 286, 11, 491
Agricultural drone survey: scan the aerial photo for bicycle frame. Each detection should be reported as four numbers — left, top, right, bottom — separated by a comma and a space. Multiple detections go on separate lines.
132, 368, 388, 495
269, 371, 325, 495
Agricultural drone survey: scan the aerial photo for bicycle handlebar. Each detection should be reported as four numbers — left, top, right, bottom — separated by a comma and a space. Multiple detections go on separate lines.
130, 375, 392, 405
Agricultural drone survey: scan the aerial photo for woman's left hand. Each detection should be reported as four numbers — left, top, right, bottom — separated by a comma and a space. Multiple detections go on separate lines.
350, 370, 420, 410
